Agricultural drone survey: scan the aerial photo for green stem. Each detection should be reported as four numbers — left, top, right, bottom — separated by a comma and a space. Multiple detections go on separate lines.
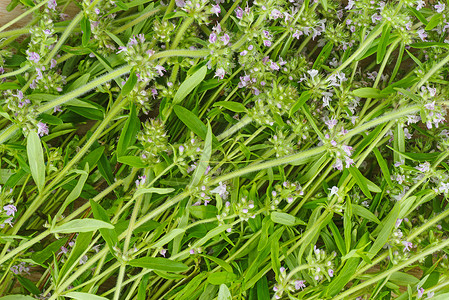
334, 238, 449, 299
0, 0, 50, 32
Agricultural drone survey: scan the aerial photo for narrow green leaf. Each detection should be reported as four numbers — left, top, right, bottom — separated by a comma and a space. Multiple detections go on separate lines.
121, 70, 138, 96
289, 90, 310, 117
270, 211, 303, 226
344, 201, 352, 253
58, 232, 93, 285
117, 156, 147, 168
66, 292, 108, 300
373, 148, 393, 188
202, 254, 233, 273
352, 87, 384, 99
377, 25, 390, 64
81, 16, 91, 47
129, 257, 189, 272
329, 221, 346, 255
66, 73, 90, 93
31, 238, 68, 265
190, 122, 212, 187
348, 167, 372, 199
312, 42, 333, 70
256, 277, 270, 300
152, 228, 185, 249
90, 200, 118, 253
207, 272, 237, 285
425, 13, 442, 30
352, 204, 381, 224
15, 275, 40, 295
134, 187, 175, 199
369, 202, 400, 257
0, 296, 36, 300
217, 284, 232, 300
52, 219, 114, 234
19, 0, 35, 7
27, 131, 45, 193
213, 101, 246, 113
80, 147, 104, 171
173, 105, 207, 139
173, 66, 207, 105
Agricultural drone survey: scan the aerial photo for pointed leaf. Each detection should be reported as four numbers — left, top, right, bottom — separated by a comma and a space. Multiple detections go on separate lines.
129, 257, 189, 272
27, 131, 45, 193
173, 66, 207, 105
52, 219, 114, 234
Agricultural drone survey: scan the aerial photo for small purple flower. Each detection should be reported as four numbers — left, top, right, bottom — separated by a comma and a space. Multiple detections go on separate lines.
416, 0, 425, 10
3, 204, 17, 216
211, 4, 221, 16
295, 280, 306, 290
235, 7, 244, 19
270, 9, 283, 19
417, 287, 425, 299
220, 34, 230, 45
325, 117, 338, 130
328, 269, 334, 277
151, 88, 158, 99
160, 248, 167, 257
270, 61, 279, 71
435, 2, 445, 13
155, 65, 166, 76
175, 0, 185, 7
209, 32, 217, 44
240, 50, 248, 56
47, 0, 57, 10
333, 158, 343, 171
402, 241, 413, 252
94, 8, 100, 15
214, 68, 225, 80
37, 122, 49, 137
50, 59, 57, 69
116, 46, 127, 54
28, 52, 40, 64
345, 0, 355, 10
263, 40, 272, 47
329, 186, 339, 197
417, 29, 427, 41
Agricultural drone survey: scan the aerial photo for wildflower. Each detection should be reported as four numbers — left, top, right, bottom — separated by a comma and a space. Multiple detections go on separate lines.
328, 269, 334, 277
295, 280, 306, 290
415, 162, 430, 173
211, 182, 229, 199
211, 4, 220, 16
135, 175, 146, 187
28, 52, 40, 64
270, 61, 279, 71
3, 204, 17, 216
329, 186, 339, 197
417, 29, 427, 41
160, 248, 167, 257
345, 0, 355, 10
155, 65, 166, 76
416, 0, 425, 10
325, 117, 338, 130
214, 68, 225, 80
79, 255, 88, 265
220, 34, 230, 45
270, 9, 283, 19
209, 32, 217, 44
175, 0, 185, 7
37, 122, 49, 137
435, 2, 445, 13
48, 0, 57, 10
402, 241, 413, 252
235, 7, 244, 19
395, 218, 403, 228
417, 287, 425, 299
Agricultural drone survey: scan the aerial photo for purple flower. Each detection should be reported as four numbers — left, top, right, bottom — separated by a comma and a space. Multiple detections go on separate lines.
116, 46, 127, 54
155, 65, 166, 76
235, 7, 244, 19
417, 287, 425, 299
28, 52, 40, 64
295, 280, 306, 290
263, 40, 272, 47
402, 241, 413, 252
416, 0, 425, 10
3, 204, 17, 216
160, 248, 167, 257
328, 269, 334, 277
270, 9, 283, 19
329, 186, 339, 197
417, 29, 427, 41
220, 34, 230, 45
48, 0, 57, 10
435, 2, 445, 13
175, 0, 185, 7
214, 68, 225, 80
37, 122, 49, 137
270, 61, 279, 71
209, 32, 217, 44
345, 0, 355, 10
211, 4, 221, 16
325, 117, 338, 130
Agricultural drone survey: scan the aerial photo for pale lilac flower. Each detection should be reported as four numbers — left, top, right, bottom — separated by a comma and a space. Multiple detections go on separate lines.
271, 9, 283, 19
329, 186, 339, 197
295, 280, 306, 290
160, 248, 167, 257
58, 246, 69, 255
79, 255, 88, 265
307, 69, 319, 79
328, 269, 334, 277
212, 23, 222, 33
417, 287, 425, 299
209, 32, 217, 44
116, 46, 127, 54
175, 0, 185, 7
428, 291, 435, 298
94, 8, 100, 14
424, 101, 435, 110
4, 217, 13, 227
135, 175, 146, 187
402, 241, 413, 252
48, 0, 57, 10
50, 59, 57, 69
417, 29, 427, 41
220, 34, 230, 45
333, 158, 343, 171
214, 68, 225, 80
235, 7, 244, 19
416, 0, 425, 10
342, 145, 353, 156
325, 117, 337, 129
270, 61, 279, 71
211, 182, 229, 199
37, 122, 49, 137
435, 2, 445, 13
345, 0, 355, 10
345, 157, 354, 168
3, 204, 17, 216
28, 52, 40, 64
155, 65, 166, 76
189, 249, 196, 255
211, 4, 221, 16
415, 162, 430, 173
151, 88, 158, 99
263, 40, 272, 47
395, 218, 403, 228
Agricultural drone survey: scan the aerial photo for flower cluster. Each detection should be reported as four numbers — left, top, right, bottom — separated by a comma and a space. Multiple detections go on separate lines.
273, 267, 306, 299
137, 119, 169, 164
306, 245, 337, 282
270, 181, 304, 209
